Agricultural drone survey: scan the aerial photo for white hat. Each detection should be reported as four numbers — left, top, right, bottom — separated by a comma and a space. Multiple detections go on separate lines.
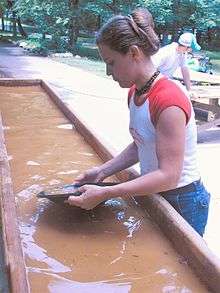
178, 32, 201, 51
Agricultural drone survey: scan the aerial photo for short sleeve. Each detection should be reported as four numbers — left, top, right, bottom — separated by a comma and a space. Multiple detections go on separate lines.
148, 80, 191, 126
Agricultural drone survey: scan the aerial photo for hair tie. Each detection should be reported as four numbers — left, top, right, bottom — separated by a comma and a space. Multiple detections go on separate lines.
126, 14, 141, 37
126, 13, 158, 52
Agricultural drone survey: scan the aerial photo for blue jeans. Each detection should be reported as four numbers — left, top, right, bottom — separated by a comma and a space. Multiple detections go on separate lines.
161, 180, 210, 236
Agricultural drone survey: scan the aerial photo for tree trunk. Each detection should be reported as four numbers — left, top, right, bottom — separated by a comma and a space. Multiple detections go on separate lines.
68, 0, 79, 48
68, 15, 79, 47
5, 10, 10, 31
97, 14, 101, 30
16, 17, 27, 37
1, 16, 5, 31
207, 27, 212, 46
105, 0, 119, 14
171, 0, 181, 42
162, 31, 169, 46
197, 30, 202, 44
112, 0, 117, 14
12, 10, 17, 37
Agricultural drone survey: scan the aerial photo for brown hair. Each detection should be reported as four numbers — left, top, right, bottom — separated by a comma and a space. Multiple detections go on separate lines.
96, 8, 160, 56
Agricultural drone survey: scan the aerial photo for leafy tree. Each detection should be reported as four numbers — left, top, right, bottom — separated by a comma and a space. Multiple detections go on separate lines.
16, 0, 71, 48
85, 0, 142, 28
143, 0, 220, 47
0, 0, 7, 31
16, 0, 93, 49
4, 0, 219, 52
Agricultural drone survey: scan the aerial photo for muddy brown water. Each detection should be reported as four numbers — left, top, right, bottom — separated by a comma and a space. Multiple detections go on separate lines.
0, 85, 208, 292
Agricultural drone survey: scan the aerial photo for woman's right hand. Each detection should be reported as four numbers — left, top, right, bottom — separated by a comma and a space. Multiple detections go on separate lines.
74, 166, 105, 184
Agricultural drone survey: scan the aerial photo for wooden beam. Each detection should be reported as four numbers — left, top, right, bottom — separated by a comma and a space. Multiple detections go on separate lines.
0, 113, 30, 293
191, 85, 220, 106
0, 78, 41, 86
209, 99, 219, 106
191, 86, 220, 100
193, 107, 216, 122
174, 69, 220, 85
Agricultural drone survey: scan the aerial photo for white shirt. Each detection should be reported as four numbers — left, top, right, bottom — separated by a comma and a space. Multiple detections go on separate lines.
129, 78, 200, 187
152, 42, 188, 78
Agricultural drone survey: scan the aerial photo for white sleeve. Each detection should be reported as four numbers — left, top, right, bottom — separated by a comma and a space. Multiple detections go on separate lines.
179, 53, 188, 68
151, 48, 167, 69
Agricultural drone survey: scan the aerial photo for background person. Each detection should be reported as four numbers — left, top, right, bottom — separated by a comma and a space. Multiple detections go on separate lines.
67, 9, 210, 237
152, 32, 201, 94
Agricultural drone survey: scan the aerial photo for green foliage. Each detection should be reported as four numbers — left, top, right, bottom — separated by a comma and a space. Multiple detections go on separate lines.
206, 51, 220, 60
0, 0, 7, 10
15, 0, 72, 50
17, 0, 69, 32
2, 0, 218, 54
72, 44, 100, 59
145, 0, 220, 32
85, 0, 143, 25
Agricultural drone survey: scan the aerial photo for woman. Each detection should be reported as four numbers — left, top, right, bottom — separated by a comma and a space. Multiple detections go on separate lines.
67, 8, 210, 237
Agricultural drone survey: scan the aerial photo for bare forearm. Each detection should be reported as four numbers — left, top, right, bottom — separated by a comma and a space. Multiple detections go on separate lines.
98, 142, 139, 179
105, 167, 179, 199
181, 66, 191, 91
105, 107, 185, 199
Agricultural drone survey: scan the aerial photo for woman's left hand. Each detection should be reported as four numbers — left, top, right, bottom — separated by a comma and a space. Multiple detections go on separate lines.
66, 185, 109, 210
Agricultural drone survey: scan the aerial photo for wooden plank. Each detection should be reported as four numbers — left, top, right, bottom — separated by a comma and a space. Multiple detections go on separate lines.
0, 113, 30, 293
174, 68, 220, 85
41, 80, 220, 293
193, 107, 216, 122
192, 100, 220, 116
209, 99, 219, 106
0, 231, 10, 292
191, 86, 220, 99
0, 78, 41, 86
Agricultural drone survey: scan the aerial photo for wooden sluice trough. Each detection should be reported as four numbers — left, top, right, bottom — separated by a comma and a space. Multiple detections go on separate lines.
1, 78, 220, 292
190, 85, 220, 133
175, 70, 220, 132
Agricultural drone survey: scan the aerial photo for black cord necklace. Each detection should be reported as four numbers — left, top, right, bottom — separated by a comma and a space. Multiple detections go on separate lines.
135, 70, 160, 97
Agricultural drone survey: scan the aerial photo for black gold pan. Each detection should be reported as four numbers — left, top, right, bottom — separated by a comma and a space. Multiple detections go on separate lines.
37, 182, 118, 204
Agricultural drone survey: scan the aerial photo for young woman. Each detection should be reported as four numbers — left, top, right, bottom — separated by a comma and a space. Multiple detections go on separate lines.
67, 8, 210, 237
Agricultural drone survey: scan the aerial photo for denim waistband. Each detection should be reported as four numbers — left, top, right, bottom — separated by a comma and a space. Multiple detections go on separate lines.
159, 179, 201, 196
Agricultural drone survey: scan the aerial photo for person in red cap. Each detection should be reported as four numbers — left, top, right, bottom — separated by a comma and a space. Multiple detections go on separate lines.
152, 32, 201, 94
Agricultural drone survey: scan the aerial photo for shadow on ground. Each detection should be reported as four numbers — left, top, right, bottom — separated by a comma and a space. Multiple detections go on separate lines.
0, 41, 28, 57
